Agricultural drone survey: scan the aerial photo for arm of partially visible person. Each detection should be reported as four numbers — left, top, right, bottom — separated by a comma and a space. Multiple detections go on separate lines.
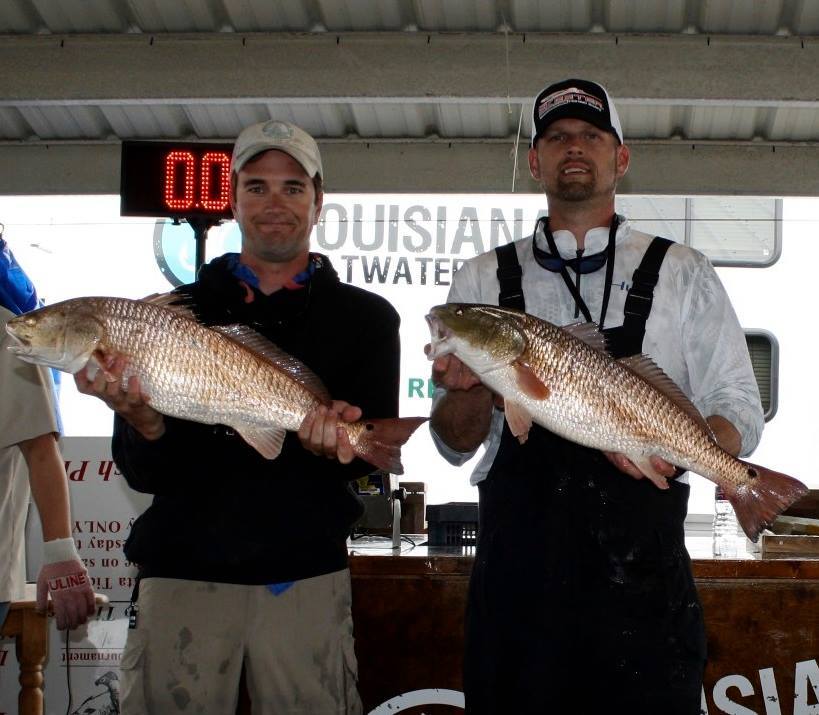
19, 433, 95, 630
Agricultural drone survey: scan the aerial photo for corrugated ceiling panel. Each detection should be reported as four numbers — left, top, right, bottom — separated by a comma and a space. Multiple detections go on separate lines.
0, 0, 42, 33
414, 0, 498, 31
317, 0, 405, 31
128, 0, 221, 32
100, 105, 192, 138
4, 0, 819, 34
435, 103, 518, 138
30, 0, 125, 32
349, 104, 432, 137
510, 0, 593, 31
222, 0, 312, 31
685, 105, 758, 140
0, 107, 32, 139
183, 104, 266, 138
618, 104, 682, 140
173, 103, 351, 140
17, 105, 110, 139
767, 106, 819, 141
262, 104, 350, 137
605, 0, 687, 32
698, 0, 784, 34
793, 1, 819, 33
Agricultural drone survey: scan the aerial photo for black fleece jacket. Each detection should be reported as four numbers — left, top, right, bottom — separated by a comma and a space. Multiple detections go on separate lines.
113, 253, 401, 584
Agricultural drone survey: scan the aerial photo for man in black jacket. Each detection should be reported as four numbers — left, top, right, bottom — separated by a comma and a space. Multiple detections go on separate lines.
76, 120, 400, 714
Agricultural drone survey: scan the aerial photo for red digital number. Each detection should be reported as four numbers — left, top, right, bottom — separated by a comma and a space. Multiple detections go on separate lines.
200, 152, 231, 211
164, 151, 196, 210
163, 149, 231, 213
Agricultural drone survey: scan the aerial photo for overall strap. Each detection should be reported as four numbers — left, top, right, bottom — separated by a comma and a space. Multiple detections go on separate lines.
495, 242, 525, 311
618, 236, 674, 355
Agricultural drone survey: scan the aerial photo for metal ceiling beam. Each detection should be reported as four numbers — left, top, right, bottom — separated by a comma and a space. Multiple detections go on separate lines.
1, 32, 818, 104
1, 141, 818, 196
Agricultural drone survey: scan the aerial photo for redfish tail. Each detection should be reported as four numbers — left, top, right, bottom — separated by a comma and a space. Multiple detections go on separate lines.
353, 417, 428, 475
727, 462, 809, 542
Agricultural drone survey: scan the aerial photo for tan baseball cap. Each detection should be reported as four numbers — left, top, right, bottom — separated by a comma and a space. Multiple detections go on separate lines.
231, 120, 323, 179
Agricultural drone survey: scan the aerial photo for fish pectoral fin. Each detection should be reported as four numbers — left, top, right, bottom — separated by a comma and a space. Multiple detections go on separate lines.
512, 361, 550, 400
90, 348, 118, 382
631, 457, 671, 490
235, 425, 287, 460
504, 400, 533, 444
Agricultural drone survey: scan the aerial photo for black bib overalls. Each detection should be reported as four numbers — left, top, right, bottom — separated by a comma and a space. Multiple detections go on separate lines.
463, 239, 707, 715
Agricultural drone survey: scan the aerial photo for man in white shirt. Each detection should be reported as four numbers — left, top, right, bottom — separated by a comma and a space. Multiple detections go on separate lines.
430, 78, 763, 714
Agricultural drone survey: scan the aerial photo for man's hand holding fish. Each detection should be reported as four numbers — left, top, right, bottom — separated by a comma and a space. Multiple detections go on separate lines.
74, 353, 166, 441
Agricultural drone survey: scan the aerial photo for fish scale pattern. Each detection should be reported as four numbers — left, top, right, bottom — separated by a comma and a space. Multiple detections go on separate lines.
467, 308, 759, 489
519, 313, 723, 474
84, 297, 323, 432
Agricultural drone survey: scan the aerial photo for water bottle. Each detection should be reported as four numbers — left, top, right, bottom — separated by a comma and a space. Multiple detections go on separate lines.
713, 486, 739, 557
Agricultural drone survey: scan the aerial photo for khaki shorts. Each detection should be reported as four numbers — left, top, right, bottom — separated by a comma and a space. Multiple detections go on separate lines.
120, 570, 362, 715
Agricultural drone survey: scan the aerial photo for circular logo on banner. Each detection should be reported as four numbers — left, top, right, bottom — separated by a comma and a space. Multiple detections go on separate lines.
152, 219, 241, 287
368, 689, 464, 714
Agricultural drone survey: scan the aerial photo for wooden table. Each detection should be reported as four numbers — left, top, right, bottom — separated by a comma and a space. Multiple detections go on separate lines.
0, 584, 108, 715
349, 537, 819, 714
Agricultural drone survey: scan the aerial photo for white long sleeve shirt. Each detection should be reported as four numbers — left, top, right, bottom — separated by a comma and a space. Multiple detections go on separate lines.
432, 216, 764, 485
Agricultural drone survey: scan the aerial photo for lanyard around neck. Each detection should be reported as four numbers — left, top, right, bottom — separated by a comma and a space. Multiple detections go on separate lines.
534, 214, 619, 329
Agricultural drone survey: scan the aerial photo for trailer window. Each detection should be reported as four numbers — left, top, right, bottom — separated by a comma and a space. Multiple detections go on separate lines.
689, 197, 780, 267
745, 330, 778, 421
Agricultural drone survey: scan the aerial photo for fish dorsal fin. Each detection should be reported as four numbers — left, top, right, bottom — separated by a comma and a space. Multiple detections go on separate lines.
232, 425, 288, 460
618, 354, 712, 437
141, 292, 200, 322
213, 324, 332, 403
562, 321, 609, 354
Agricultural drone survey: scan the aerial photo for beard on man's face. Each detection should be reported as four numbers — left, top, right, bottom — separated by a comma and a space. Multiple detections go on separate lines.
549, 156, 618, 202
554, 180, 595, 202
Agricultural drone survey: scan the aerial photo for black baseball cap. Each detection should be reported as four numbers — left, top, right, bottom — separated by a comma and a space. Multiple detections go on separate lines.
531, 78, 623, 145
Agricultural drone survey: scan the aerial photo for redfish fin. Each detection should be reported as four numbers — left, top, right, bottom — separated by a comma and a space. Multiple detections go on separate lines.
213, 324, 331, 403
563, 321, 608, 353
504, 400, 533, 444
618, 355, 711, 436
726, 463, 809, 542
235, 425, 287, 460
630, 457, 670, 490
141, 292, 199, 321
512, 361, 551, 400
354, 417, 428, 475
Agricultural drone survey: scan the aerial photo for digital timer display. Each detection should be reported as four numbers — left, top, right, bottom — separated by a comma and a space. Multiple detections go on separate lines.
120, 140, 235, 220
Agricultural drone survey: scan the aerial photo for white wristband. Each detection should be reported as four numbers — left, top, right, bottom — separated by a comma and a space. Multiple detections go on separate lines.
43, 537, 81, 564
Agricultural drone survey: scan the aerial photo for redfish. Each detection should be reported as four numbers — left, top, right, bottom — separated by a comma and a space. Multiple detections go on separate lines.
7, 295, 425, 473
426, 303, 807, 541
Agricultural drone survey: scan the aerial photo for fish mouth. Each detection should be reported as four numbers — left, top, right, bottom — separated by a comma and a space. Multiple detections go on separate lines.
424, 312, 452, 360
4, 327, 31, 355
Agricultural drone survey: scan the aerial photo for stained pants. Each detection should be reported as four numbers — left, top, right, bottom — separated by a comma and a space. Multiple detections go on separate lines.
120, 570, 362, 715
